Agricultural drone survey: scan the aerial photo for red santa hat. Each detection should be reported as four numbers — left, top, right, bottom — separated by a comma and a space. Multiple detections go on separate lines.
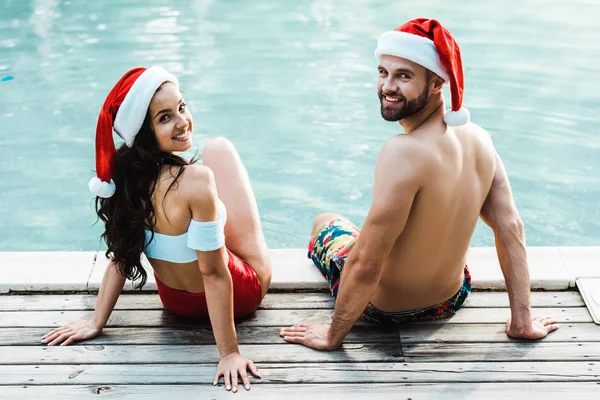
88, 66, 179, 198
374, 18, 470, 126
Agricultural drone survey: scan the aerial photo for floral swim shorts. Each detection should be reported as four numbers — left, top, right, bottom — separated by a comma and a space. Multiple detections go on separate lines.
308, 218, 472, 325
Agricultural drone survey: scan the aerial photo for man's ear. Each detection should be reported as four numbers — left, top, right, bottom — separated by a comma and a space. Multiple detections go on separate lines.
430, 76, 444, 95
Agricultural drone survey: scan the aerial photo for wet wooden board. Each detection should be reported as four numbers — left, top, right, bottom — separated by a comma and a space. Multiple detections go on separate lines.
2, 361, 600, 385
0, 291, 585, 311
0, 326, 398, 346
0, 343, 403, 364
0, 290, 598, 399
399, 323, 600, 343
2, 383, 600, 400
0, 307, 591, 328
402, 342, 600, 362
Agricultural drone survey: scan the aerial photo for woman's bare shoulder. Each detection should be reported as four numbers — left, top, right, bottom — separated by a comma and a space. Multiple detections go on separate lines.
179, 164, 218, 209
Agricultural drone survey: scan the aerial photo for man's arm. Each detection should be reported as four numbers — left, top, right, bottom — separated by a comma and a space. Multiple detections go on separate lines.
281, 138, 422, 350
480, 151, 558, 339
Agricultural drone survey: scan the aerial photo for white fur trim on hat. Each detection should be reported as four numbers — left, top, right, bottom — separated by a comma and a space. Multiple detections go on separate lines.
113, 66, 179, 147
375, 31, 450, 82
444, 107, 470, 127
88, 176, 116, 198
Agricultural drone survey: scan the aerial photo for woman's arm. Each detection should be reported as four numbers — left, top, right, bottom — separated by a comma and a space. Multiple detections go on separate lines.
41, 260, 126, 346
184, 165, 259, 392
91, 260, 127, 330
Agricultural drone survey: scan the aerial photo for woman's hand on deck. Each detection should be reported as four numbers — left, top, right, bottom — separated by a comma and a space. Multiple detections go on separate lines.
506, 315, 559, 340
279, 323, 339, 351
41, 320, 102, 346
214, 353, 261, 392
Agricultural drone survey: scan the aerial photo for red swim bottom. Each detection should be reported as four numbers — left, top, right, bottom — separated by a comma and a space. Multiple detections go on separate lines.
155, 248, 263, 318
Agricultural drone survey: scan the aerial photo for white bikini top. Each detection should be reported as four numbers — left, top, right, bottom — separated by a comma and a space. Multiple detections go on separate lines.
144, 199, 227, 263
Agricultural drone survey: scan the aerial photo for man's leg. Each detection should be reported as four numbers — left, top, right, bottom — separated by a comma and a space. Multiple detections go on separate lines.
311, 212, 348, 237
308, 213, 359, 299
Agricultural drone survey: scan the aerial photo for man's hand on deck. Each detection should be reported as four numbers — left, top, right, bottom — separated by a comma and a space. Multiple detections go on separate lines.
279, 323, 340, 351
506, 316, 559, 340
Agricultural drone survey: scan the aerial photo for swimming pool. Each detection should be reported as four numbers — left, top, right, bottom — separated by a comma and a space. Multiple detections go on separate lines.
1, 0, 599, 251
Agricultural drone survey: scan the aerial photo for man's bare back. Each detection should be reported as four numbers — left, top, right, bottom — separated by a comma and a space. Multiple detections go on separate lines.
372, 121, 496, 311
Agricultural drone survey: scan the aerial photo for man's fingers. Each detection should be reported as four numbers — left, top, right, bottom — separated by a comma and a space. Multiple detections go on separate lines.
282, 335, 304, 344
281, 331, 306, 339
280, 326, 309, 336
547, 323, 560, 333
542, 317, 557, 326
248, 361, 261, 378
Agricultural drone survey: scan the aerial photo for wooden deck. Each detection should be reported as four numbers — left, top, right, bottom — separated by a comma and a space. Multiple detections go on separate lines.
0, 290, 598, 399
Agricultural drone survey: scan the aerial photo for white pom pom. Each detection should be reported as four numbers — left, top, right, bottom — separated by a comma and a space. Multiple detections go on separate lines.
444, 107, 470, 127
88, 177, 116, 198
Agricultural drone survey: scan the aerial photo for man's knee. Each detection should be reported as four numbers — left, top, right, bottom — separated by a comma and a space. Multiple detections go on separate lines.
311, 212, 345, 237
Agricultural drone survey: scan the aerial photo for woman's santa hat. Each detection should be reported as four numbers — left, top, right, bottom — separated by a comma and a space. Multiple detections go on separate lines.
374, 18, 470, 126
89, 66, 179, 198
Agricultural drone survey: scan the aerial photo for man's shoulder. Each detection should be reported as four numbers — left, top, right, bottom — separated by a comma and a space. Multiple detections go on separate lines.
375, 135, 430, 186
380, 134, 428, 160
457, 122, 494, 146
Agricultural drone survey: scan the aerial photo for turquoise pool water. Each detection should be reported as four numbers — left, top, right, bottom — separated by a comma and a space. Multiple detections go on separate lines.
1, 0, 599, 251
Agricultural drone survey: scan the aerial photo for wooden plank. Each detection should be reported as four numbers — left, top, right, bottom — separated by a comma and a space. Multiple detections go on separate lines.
463, 291, 584, 308
2, 383, 599, 400
2, 362, 600, 385
0, 307, 590, 328
0, 343, 403, 364
400, 323, 600, 343
0, 309, 333, 328
403, 342, 600, 362
0, 326, 398, 346
5, 342, 598, 365
0, 291, 584, 311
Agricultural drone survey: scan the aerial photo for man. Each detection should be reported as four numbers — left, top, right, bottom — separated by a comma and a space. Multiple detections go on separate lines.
280, 18, 558, 351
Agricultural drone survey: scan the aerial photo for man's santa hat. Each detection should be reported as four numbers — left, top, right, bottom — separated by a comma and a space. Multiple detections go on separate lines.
374, 18, 470, 126
89, 66, 179, 198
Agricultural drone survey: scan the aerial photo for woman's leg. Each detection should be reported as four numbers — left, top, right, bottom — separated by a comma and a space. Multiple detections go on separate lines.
202, 137, 271, 297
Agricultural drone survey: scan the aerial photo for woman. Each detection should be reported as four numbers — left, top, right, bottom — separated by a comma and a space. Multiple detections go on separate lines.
41, 67, 272, 392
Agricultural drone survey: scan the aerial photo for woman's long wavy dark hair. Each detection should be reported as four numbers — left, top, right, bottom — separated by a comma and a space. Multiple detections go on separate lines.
95, 111, 196, 289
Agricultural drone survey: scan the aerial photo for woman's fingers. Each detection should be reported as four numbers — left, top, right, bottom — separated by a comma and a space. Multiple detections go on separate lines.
47, 332, 72, 346
43, 329, 70, 344
213, 368, 222, 386
60, 335, 77, 346
248, 361, 261, 378
240, 368, 250, 391
231, 370, 239, 393
223, 369, 232, 391
42, 327, 69, 342
42, 328, 61, 339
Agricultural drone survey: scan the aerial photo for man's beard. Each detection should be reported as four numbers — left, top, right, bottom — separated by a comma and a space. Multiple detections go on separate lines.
379, 85, 429, 122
